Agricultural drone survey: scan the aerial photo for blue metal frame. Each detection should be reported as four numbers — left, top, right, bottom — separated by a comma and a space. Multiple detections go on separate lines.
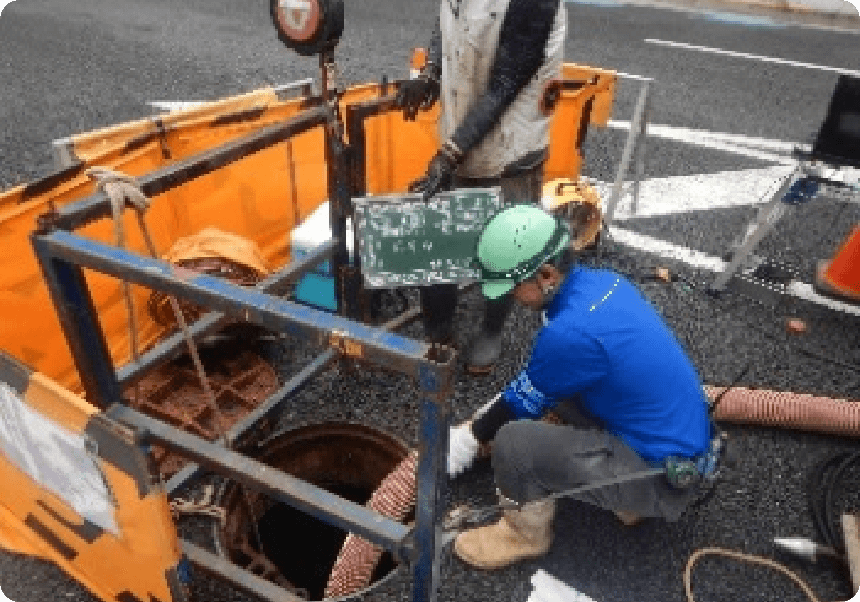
31, 229, 453, 602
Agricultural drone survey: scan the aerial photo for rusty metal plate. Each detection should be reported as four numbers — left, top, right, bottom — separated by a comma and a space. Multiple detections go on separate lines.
124, 347, 280, 478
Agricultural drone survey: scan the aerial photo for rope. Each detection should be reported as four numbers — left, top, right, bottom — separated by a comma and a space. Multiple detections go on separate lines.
89, 168, 269, 557
169, 484, 226, 526
684, 547, 825, 602
88, 167, 152, 405
85, 167, 227, 433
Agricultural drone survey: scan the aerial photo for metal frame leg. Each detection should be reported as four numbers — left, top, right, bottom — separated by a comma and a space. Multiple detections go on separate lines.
711, 166, 803, 292
603, 80, 651, 228
411, 364, 452, 602
629, 87, 650, 217
32, 239, 123, 409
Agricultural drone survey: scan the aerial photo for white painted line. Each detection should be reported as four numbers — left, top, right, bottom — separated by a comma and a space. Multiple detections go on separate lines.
618, 72, 656, 81
589, 165, 796, 218
148, 100, 209, 112
606, 120, 809, 164
644, 39, 860, 77
608, 225, 860, 316
608, 226, 729, 271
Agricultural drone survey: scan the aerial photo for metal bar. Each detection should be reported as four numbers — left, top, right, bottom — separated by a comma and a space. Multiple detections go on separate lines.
107, 404, 411, 552
31, 238, 123, 410
345, 94, 398, 197
116, 238, 339, 388
272, 78, 315, 101
226, 349, 336, 446
166, 349, 334, 495
226, 304, 420, 447
181, 539, 305, 602
20, 162, 87, 204
411, 361, 454, 602
711, 166, 803, 291
630, 83, 650, 216
603, 81, 651, 228
38, 231, 436, 377
49, 106, 331, 231
327, 126, 352, 317
167, 306, 421, 495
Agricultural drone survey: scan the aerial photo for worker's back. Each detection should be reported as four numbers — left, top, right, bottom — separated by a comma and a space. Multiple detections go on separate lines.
532, 267, 711, 462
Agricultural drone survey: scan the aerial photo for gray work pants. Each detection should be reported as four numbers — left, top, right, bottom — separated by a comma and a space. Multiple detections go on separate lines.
491, 405, 702, 522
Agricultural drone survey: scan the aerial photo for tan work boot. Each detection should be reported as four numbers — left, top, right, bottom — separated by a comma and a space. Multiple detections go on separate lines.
453, 498, 555, 569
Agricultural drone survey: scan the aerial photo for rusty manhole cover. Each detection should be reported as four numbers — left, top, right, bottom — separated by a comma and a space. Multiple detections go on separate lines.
124, 345, 281, 478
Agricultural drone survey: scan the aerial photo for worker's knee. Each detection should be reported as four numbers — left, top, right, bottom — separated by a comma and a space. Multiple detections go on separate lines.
492, 419, 539, 466
491, 420, 550, 501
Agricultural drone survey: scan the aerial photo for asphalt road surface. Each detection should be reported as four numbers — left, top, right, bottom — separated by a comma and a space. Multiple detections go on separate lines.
1, 1, 860, 602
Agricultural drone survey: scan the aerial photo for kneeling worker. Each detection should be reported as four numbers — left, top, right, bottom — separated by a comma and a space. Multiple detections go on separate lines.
448, 205, 716, 569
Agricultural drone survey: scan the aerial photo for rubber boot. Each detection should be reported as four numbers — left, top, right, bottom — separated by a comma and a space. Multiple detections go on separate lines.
453, 498, 555, 569
465, 294, 515, 375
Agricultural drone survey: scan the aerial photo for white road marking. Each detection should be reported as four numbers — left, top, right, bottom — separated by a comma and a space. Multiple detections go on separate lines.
644, 39, 860, 77
587, 165, 797, 219
608, 225, 860, 316
607, 120, 812, 164
145, 96, 856, 315
617, 72, 655, 81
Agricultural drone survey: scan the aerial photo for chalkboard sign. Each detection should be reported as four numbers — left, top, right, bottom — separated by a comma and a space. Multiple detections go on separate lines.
353, 188, 503, 288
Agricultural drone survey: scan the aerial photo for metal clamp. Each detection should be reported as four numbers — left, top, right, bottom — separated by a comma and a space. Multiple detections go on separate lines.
328, 329, 365, 358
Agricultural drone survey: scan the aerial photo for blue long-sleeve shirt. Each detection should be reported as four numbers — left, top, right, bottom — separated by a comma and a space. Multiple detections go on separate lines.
501, 267, 711, 462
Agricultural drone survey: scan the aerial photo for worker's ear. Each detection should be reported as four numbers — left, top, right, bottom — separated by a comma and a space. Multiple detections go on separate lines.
535, 264, 558, 292
536, 264, 559, 284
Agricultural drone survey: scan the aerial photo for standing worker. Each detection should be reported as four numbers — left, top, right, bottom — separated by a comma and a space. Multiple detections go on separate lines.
395, 0, 567, 374
446, 205, 719, 569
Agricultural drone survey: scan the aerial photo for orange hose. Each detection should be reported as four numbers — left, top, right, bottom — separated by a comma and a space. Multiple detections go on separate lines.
706, 386, 860, 437
324, 451, 418, 599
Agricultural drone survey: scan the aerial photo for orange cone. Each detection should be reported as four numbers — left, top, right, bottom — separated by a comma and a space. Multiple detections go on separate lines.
816, 225, 860, 303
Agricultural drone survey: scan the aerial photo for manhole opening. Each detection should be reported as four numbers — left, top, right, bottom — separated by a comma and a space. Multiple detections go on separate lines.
216, 423, 410, 601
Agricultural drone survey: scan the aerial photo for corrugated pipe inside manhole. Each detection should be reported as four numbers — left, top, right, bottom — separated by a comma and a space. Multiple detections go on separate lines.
214, 422, 414, 601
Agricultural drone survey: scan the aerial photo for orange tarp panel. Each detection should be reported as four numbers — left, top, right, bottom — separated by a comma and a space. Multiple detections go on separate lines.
0, 89, 326, 394
0, 355, 185, 602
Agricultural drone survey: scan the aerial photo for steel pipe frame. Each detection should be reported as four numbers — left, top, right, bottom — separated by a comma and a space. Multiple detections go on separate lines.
32, 228, 454, 602
116, 237, 340, 389
105, 402, 412, 554
41, 105, 331, 232
32, 84, 453, 602
168, 306, 421, 496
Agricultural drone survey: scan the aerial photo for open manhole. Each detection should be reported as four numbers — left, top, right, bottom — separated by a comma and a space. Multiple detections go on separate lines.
215, 422, 412, 600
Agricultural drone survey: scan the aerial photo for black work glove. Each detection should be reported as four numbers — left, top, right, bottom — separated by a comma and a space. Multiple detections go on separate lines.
408, 140, 463, 201
395, 68, 440, 121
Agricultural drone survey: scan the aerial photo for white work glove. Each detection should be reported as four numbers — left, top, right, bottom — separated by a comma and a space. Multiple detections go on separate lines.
447, 423, 480, 477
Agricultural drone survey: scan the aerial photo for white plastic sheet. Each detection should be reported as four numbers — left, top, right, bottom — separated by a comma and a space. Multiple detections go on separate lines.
0, 382, 119, 534
527, 570, 599, 602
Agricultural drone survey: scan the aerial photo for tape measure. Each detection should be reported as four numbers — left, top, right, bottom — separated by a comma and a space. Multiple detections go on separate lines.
270, 0, 344, 56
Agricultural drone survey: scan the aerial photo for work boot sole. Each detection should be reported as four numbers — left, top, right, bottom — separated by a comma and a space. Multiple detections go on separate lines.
453, 534, 551, 570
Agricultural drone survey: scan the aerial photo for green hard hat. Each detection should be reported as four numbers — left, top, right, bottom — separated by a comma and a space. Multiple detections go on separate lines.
476, 205, 571, 299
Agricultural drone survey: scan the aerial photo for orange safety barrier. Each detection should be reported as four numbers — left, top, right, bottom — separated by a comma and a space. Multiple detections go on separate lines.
0, 352, 188, 602
0, 67, 615, 395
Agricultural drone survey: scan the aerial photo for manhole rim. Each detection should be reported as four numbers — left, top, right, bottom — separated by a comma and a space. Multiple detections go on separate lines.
212, 420, 413, 601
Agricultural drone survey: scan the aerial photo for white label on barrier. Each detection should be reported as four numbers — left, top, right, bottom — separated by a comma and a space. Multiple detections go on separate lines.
0, 382, 119, 535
